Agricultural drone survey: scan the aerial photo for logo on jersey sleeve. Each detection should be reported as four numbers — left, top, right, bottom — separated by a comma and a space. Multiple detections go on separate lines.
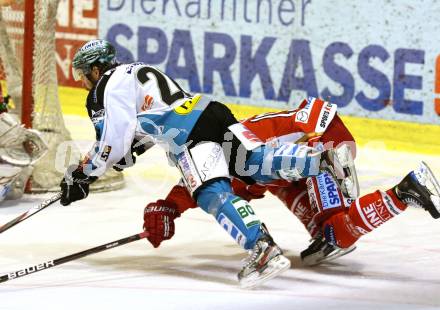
294, 97, 337, 134
141, 95, 154, 111
295, 98, 315, 124
99, 145, 112, 162
315, 101, 337, 133
90, 109, 105, 125
296, 110, 309, 123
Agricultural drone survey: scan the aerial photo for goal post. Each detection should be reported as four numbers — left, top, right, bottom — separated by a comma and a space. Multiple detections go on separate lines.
0, 0, 124, 192
21, 0, 34, 129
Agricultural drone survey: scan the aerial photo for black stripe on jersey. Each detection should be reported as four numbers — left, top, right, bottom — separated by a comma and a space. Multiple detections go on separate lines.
86, 68, 116, 120
86, 68, 117, 140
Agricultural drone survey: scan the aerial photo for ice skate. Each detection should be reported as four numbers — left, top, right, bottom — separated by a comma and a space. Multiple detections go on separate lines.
238, 224, 290, 289
300, 234, 356, 266
393, 161, 440, 219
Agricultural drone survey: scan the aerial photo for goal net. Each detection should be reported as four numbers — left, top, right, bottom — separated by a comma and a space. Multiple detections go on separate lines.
0, 0, 124, 192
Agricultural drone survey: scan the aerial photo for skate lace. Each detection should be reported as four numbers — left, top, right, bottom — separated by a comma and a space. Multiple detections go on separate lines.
242, 244, 262, 268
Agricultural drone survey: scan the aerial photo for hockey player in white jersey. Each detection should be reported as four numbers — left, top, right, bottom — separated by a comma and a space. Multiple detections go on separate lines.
61, 39, 344, 288
0, 94, 47, 203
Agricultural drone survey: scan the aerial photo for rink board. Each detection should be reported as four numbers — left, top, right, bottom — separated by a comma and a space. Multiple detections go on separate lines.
58, 85, 440, 155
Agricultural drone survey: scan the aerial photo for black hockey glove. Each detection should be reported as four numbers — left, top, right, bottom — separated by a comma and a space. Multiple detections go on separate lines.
60, 165, 97, 206
113, 139, 153, 171
113, 152, 136, 172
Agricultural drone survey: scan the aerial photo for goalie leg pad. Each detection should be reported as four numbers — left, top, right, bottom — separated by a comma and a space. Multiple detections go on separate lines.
6, 165, 33, 200
0, 164, 22, 202
0, 112, 48, 166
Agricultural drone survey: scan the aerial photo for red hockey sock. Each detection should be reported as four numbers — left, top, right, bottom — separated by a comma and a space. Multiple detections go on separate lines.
323, 189, 407, 248
269, 180, 317, 236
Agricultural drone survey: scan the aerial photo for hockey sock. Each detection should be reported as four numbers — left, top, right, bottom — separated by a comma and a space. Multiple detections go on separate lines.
268, 180, 317, 237
196, 179, 262, 250
323, 189, 407, 248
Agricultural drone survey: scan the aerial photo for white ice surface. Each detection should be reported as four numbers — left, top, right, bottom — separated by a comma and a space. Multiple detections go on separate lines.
0, 115, 440, 310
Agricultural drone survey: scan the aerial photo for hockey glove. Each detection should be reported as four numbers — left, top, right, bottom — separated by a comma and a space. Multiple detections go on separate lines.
113, 152, 136, 172
143, 199, 180, 248
60, 165, 97, 206
113, 139, 153, 171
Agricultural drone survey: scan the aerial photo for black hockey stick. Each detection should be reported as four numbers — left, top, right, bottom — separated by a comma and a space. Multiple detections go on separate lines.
0, 231, 149, 283
0, 192, 62, 234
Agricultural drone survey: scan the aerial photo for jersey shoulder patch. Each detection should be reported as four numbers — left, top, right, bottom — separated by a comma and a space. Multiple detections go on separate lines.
294, 97, 337, 134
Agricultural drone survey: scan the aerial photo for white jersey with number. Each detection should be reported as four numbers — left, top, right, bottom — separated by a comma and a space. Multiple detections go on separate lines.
83, 63, 209, 177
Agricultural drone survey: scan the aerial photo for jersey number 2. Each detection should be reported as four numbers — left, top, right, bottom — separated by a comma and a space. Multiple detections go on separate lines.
136, 66, 188, 105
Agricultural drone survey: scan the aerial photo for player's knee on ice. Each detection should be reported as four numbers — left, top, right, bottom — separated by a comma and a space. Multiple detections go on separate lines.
196, 179, 262, 250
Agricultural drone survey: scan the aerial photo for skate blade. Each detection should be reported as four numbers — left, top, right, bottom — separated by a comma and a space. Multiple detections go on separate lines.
239, 255, 291, 289
420, 162, 440, 218
320, 245, 356, 264
302, 245, 356, 267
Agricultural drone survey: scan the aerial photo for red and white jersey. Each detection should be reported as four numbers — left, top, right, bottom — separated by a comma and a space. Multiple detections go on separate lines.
242, 97, 337, 146
160, 97, 355, 230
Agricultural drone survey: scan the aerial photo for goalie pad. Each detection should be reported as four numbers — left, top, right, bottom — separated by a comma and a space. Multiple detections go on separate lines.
0, 112, 48, 166
7, 165, 33, 200
0, 164, 21, 202
176, 142, 230, 195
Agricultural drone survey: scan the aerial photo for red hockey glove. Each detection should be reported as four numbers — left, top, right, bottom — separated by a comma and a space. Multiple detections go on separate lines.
143, 199, 180, 248
165, 184, 197, 213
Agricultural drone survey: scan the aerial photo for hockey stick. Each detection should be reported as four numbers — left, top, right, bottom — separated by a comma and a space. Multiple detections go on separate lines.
0, 192, 62, 234
0, 231, 149, 283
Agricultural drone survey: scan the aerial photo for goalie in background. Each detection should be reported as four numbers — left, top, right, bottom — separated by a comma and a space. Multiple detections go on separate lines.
0, 90, 47, 203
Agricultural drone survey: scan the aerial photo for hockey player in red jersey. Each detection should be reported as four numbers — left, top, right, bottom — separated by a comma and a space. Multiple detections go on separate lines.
143, 97, 358, 259
142, 97, 440, 266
